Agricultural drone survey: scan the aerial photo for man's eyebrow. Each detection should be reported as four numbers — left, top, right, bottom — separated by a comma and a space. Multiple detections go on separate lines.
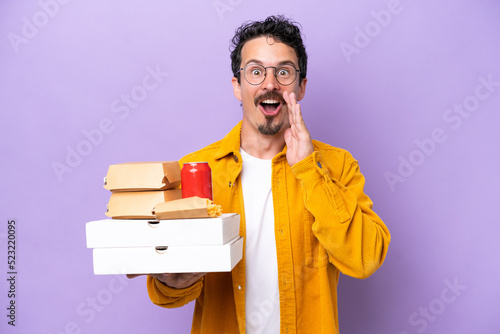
243, 59, 298, 67
243, 59, 264, 67
277, 60, 297, 66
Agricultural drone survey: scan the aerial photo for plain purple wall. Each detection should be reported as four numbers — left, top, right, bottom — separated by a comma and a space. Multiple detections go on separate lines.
1, 1, 499, 333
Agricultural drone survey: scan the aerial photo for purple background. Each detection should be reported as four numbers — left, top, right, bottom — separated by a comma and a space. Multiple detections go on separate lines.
1, 0, 499, 333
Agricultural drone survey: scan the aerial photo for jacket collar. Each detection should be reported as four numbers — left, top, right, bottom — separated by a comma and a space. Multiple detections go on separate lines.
214, 121, 243, 160
214, 121, 289, 162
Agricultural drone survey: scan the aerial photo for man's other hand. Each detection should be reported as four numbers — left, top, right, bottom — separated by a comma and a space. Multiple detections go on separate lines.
126, 272, 206, 289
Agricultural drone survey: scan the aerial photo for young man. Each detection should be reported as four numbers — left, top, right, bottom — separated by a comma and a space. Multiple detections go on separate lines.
134, 16, 391, 333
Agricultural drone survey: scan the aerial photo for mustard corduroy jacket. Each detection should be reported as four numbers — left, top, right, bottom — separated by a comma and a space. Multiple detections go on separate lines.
147, 121, 391, 333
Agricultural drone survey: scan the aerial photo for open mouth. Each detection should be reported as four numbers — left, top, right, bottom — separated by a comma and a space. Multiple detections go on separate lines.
259, 99, 282, 116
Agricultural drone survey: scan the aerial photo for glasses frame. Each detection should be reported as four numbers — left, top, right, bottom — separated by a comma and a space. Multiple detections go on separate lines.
236, 64, 301, 86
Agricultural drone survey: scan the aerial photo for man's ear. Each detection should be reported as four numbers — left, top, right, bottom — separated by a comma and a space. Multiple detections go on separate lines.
232, 76, 242, 101
297, 77, 307, 101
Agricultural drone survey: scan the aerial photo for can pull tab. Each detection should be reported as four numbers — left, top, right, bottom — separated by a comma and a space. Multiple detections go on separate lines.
155, 246, 168, 254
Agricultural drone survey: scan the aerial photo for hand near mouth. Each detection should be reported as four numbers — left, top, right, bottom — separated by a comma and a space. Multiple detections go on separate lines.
283, 91, 314, 166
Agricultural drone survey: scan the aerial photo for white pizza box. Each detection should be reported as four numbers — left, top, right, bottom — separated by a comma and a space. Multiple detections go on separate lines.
86, 213, 240, 248
92, 236, 243, 275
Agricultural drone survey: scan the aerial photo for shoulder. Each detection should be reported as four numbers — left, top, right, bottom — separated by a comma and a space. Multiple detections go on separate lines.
180, 140, 223, 164
311, 139, 358, 165
310, 139, 360, 181
180, 122, 242, 164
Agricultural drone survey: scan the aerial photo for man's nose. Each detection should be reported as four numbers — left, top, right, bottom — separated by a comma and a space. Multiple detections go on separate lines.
260, 68, 280, 90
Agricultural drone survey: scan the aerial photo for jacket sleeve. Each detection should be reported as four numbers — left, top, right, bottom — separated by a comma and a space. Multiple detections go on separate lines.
146, 276, 203, 308
291, 150, 391, 279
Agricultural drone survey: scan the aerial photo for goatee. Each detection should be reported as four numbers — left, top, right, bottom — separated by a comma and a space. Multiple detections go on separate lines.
258, 116, 283, 136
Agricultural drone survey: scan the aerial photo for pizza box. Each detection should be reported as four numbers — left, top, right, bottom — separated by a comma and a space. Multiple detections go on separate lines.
86, 213, 240, 248
92, 236, 243, 275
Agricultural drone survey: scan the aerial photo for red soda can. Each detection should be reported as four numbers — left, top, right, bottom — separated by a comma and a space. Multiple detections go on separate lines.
181, 162, 213, 200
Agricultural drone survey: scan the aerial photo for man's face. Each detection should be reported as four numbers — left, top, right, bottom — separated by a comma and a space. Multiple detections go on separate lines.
232, 36, 307, 137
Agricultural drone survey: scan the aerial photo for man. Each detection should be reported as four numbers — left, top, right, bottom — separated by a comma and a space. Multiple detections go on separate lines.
131, 15, 391, 333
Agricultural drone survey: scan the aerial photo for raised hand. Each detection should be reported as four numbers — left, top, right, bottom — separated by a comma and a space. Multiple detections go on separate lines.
283, 91, 314, 166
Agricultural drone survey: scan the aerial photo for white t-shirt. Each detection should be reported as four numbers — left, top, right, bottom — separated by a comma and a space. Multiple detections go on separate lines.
240, 148, 280, 334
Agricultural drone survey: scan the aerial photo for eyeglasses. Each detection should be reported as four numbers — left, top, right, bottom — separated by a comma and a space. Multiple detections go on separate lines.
236, 64, 300, 86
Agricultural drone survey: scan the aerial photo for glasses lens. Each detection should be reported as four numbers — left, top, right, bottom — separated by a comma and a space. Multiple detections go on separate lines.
276, 65, 296, 85
244, 65, 266, 85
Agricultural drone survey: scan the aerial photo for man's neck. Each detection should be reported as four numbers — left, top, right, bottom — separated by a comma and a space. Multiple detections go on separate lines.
240, 126, 285, 160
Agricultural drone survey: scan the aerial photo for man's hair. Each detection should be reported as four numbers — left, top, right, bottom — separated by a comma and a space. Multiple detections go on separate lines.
230, 15, 307, 84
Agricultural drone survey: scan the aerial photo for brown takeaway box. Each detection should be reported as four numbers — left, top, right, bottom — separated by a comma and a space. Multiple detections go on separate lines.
153, 197, 217, 220
106, 189, 182, 219
103, 161, 181, 192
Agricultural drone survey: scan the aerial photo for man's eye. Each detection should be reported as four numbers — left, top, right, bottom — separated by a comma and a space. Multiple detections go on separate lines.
251, 69, 262, 76
277, 69, 290, 76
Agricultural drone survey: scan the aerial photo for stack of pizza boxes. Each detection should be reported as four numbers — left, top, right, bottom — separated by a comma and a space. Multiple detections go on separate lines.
85, 161, 243, 275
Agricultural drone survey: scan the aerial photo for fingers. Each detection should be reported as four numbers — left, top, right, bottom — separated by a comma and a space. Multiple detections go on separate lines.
283, 90, 290, 104
188, 272, 206, 285
126, 274, 144, 279
289, 98, 306, 135
126, 272, 206, 290
154, 272, 206, 289
284, 128, 295, 152
288, 91, 298, 106
283, 91, 298, 126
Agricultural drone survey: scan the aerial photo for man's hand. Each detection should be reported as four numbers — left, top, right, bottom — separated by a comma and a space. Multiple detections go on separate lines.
283, 91, 314, 166
126, 272, 206, 289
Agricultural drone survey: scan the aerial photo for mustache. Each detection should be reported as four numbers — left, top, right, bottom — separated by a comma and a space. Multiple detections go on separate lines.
254, 92, 285, 106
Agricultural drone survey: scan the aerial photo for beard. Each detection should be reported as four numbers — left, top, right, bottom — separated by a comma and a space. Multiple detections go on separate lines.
258, 116, 283, 135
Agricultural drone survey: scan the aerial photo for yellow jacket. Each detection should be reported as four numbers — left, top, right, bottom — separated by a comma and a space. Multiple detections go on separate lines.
147, 122, 391, 333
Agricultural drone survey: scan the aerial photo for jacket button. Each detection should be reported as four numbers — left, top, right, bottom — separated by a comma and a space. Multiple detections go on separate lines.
229, 181, 233, 187
234, 155, 239, 162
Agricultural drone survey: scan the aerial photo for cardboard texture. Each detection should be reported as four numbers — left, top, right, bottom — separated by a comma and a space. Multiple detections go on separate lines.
153, 196, 220, 219
86, 213, 240, 248
92, 236, 243, 274
106, 189, 182, 219
103, 161, 181, 192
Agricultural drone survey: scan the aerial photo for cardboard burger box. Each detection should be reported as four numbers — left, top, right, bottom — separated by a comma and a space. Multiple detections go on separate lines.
105, 189, 182, 219
86, 214, 243, 275
104, 161, 181, 192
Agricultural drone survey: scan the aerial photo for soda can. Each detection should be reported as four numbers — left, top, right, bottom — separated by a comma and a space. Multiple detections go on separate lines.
181, 162, 213, 200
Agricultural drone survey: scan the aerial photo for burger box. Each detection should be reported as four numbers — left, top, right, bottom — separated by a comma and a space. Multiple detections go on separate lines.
91, 236, 243, 275
152, 196, 221, 220
104, 161, 181, 192
86, 213, 240, 248
105, 189, 182, 219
